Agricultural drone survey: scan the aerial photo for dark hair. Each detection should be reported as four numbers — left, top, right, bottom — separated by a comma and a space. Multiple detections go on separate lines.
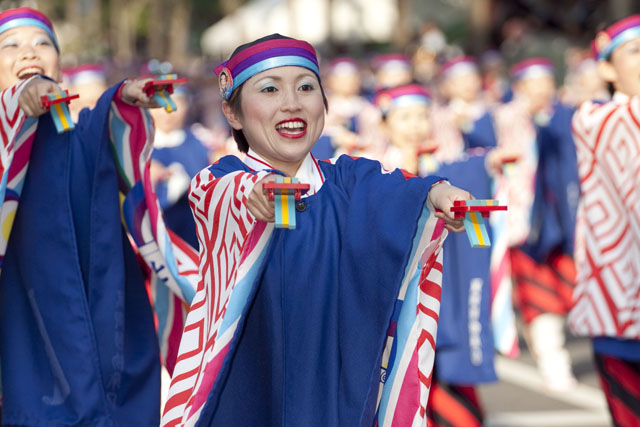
227, 81, 329, 153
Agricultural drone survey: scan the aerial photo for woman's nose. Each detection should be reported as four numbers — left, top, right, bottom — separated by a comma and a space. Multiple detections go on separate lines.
280, 88, 302, 112
19, 44, 37, 59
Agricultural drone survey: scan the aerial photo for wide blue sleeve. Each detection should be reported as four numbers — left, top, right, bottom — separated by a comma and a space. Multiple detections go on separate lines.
69, 82, 123, 283
330, 155, 444, 198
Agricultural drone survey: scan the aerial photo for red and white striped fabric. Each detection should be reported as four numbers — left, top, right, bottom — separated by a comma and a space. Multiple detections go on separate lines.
0, 77, 38, 270
375, 213, 447, 426
569, 93, 640, 338
161, 168, 272, 426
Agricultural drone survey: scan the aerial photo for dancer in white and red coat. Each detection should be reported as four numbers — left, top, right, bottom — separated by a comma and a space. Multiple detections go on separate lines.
571, 15, 640, 426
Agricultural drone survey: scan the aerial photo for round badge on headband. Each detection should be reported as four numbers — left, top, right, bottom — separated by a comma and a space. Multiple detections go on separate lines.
214, 33, 321, 100
218, 67, 233, 98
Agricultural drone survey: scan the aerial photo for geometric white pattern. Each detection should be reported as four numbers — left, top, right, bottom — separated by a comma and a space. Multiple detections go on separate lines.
569, 93, 640, 338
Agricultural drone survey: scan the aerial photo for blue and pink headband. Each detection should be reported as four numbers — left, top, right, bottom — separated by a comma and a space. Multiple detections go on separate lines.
0, 7, 59, 52
214, 34, 320, 100
594, 15, 640, 60
375, 84, 431, 116
326, 57, 360, 75
439, 56, 479, 80
63, 63, 106, 86
510, 58, 554, 81
372, 54, 411, 73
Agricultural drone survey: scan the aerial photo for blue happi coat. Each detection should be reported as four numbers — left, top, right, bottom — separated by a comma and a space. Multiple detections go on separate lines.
192, 155, 444, 427
0, 84, 160, 426
523, 104, 579, 261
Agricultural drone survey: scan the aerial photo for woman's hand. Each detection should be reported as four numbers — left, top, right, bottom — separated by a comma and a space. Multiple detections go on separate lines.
428, 181, 473, 232
120, 78, 161, 109
18, 76, 62, 117
485, 146, 521, 176
247, 175, 277, 223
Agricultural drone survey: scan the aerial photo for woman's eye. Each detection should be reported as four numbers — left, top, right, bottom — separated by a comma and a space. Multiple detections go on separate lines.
35, 38, 52, 46
0, 40, 18, 49
299, 83, 315, 91
260, 85, 277, 93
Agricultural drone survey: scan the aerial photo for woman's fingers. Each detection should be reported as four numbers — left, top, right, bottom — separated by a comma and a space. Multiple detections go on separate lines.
19, 77, 62, 117
121, 78, 162, 109
247, 177, 277, 222
247, 196, 274, 222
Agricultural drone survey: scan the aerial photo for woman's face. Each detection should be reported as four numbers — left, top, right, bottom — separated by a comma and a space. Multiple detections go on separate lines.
385, 104, 431, 149
0, 26, 60, 90
515, 75, 555, 114
608, 36, 640, 97
224, 66, 325, 171
442, 71, 482, 103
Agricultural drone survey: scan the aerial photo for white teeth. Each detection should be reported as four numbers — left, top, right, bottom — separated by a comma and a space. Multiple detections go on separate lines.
276, 121, 305, 130
18, 67, 43, 78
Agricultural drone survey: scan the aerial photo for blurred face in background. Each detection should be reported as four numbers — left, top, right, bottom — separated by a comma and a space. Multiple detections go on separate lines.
599, 36, 640, 97
515, 75, 556, 114
384, 103, 431, 149
576, 65, 607, 100
441, 71, 482, 103
376, 68, 413, 89
326, 70, 361, 98
0, 26, 60, 90
150, 95, 189, 133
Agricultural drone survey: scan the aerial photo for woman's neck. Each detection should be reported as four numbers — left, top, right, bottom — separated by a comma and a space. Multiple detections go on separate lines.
248, 149, 306, 177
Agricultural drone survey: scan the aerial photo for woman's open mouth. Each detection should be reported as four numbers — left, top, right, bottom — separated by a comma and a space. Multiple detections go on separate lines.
275, 118, 307, 139
17, 66, 44, 80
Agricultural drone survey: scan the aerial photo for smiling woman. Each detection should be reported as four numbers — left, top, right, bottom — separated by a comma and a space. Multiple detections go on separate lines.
0, 9, 60, 89
162, 34, 476, 427
0, 7, 189, 427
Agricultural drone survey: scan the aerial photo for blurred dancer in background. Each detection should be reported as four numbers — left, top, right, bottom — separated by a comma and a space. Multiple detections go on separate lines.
371, 53, 414, 91
432, 56, 497, 164
150, 86, 211, 249
316, 58, 373, 158
63, 63, 109, 121
376, 83, 434, 175
494, 57, 579, 391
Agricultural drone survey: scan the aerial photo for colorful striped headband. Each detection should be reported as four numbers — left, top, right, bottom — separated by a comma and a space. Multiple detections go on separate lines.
440, 56, 479, 80
510, 58, 554, 81
0, 7, 59, 52
214, 33, 320, 100
372, 54, 411, 72
63, 63, 106, 86
595, 15, 640, 60
327, 57, 360, 75
375, 84, 431, 116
